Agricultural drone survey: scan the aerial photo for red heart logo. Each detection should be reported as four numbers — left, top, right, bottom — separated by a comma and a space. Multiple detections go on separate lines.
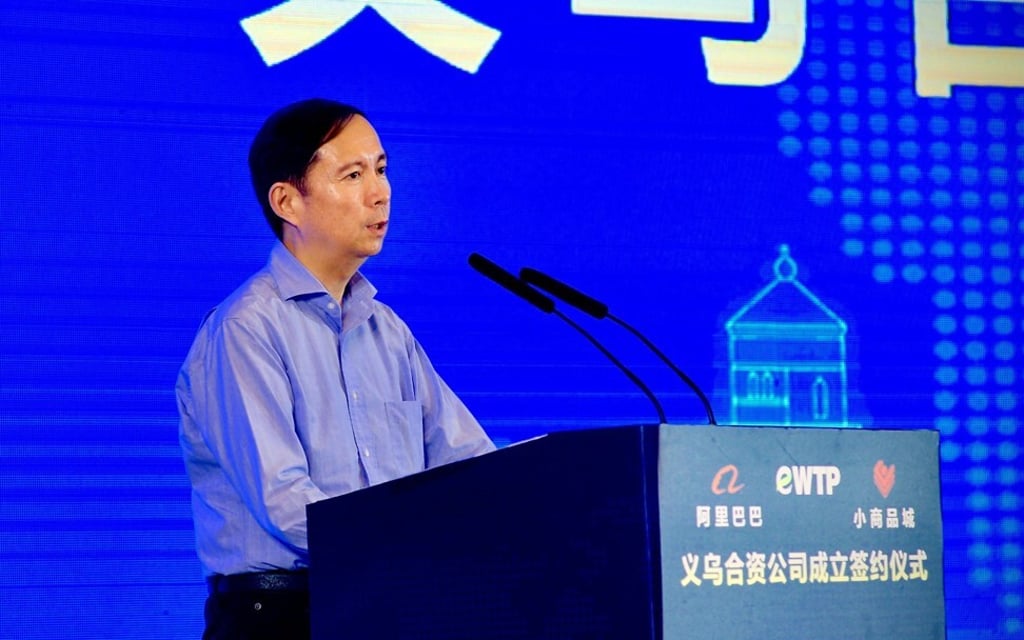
873, 460, 896, 498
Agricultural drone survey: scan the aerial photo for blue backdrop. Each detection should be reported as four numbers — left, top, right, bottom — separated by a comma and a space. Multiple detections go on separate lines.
1, 1, 1021, 638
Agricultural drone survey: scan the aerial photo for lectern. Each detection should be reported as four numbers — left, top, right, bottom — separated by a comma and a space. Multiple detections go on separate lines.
308, 425, 944, 639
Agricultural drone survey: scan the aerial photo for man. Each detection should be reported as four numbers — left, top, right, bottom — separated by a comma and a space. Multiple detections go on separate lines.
176, 98, 495, 640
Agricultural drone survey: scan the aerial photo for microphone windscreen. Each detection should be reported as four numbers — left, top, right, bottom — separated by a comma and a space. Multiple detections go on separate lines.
469, 254, 555, 313
520, 267, 608, 319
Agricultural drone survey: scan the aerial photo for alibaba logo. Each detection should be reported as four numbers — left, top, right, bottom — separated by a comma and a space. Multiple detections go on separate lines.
711, 464, 745, 495
241, 0, 502, 73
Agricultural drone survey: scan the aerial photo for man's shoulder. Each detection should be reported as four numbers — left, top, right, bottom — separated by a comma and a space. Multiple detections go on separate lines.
205, 269, 284, 330
177, 268, 287, 393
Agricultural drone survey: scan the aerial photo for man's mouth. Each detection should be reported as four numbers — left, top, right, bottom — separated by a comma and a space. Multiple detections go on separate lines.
368, 221, 388, 231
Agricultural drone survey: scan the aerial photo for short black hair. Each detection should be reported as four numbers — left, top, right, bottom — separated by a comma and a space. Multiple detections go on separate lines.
248, 99, 366, 240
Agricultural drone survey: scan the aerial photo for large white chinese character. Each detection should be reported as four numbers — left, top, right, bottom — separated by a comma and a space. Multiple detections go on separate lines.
829, 550, 850, 583
788, 551, 808, 584
573, 0, 754, 22
891, 549, 910, 582
869, 549, 889, 581
849, 549, 869, 582
767, 552, 788, 584
725, 552, 746, 586
681, 553, 703, 586
703, 552, 724, 586
909, 549, 929, 581
241, 0, 501, 73
809, 551, 830, 584
572, 0, 805, 87
746, 552, 767, 585
914, 0, 1024, 97
702, 0, 805, 86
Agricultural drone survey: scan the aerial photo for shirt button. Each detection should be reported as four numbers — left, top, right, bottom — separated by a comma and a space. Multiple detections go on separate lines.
363, 448, 371, 458
327, 302, 337, 310
352, 391, 359, 401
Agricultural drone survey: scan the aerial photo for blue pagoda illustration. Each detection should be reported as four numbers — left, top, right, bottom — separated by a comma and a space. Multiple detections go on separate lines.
725, 245, 854, 427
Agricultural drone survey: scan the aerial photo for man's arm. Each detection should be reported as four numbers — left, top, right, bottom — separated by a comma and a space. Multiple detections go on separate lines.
190, 316, 330, 552
405, 334, 496, 467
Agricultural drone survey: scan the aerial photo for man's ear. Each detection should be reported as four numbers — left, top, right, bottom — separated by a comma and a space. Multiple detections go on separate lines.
268, 181, 302, 228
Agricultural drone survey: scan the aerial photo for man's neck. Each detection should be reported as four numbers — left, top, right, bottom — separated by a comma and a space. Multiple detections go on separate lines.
282, 241, 363, 302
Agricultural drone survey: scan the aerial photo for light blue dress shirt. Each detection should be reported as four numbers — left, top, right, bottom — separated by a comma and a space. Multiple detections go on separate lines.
176, 243, 494, 576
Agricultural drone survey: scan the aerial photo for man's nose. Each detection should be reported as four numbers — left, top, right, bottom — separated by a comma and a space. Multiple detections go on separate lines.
368, 173, 390, 207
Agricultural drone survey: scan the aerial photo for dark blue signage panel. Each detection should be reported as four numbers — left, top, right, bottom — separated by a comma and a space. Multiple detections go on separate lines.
659, 426, 945, 639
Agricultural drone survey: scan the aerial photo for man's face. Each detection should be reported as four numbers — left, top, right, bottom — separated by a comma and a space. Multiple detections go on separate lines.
289, 115, 390, 269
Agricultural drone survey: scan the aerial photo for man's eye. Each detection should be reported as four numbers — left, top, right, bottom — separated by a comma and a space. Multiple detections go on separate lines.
378, 166, 388, 176
345, 171, 361, 180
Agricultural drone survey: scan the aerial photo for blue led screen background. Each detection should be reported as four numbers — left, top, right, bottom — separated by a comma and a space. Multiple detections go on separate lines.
1, 1, 1020, 638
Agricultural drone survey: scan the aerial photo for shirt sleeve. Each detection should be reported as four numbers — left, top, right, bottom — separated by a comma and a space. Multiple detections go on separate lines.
405, 333, 497, 467
190, 315, 329, 553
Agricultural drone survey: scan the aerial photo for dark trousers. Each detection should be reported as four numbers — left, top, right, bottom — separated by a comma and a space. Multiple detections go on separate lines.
203, 573, 310, 640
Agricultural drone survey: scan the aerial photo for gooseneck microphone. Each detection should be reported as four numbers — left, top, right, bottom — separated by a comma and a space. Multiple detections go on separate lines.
468, 253, 668, 425
468, 254, 555, 314
519, 267, 718, 425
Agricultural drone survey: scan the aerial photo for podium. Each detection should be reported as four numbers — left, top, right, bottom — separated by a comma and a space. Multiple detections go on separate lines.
308, 425, 945, 639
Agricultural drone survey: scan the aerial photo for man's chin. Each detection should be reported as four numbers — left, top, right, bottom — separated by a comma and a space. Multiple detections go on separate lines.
361, 242, 385, 258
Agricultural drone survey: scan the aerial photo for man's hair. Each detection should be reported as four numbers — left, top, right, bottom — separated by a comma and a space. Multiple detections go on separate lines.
248, 98, 366, 240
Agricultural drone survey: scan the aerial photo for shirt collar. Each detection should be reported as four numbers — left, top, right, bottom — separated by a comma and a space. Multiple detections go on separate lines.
267, 242, 379, 330
269, 241, 323, 300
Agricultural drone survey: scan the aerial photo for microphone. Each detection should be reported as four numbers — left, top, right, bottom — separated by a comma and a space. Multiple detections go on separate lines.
469, 253, 554, 314
468, 253, 667, 425
519, 267, 718, 425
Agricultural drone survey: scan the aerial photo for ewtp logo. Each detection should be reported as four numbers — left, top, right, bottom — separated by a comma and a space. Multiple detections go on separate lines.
775, 465, 841, 496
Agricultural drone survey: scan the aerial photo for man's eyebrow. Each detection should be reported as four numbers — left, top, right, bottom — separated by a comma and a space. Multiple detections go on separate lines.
333, 153, 387, 175
334, 160, 366, 175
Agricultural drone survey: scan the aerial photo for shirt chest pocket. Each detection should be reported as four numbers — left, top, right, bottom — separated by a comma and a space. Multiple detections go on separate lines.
378, 400, 425, 473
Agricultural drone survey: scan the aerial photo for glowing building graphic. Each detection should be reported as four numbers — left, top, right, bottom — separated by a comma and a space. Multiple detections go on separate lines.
726, 245, 855, 427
